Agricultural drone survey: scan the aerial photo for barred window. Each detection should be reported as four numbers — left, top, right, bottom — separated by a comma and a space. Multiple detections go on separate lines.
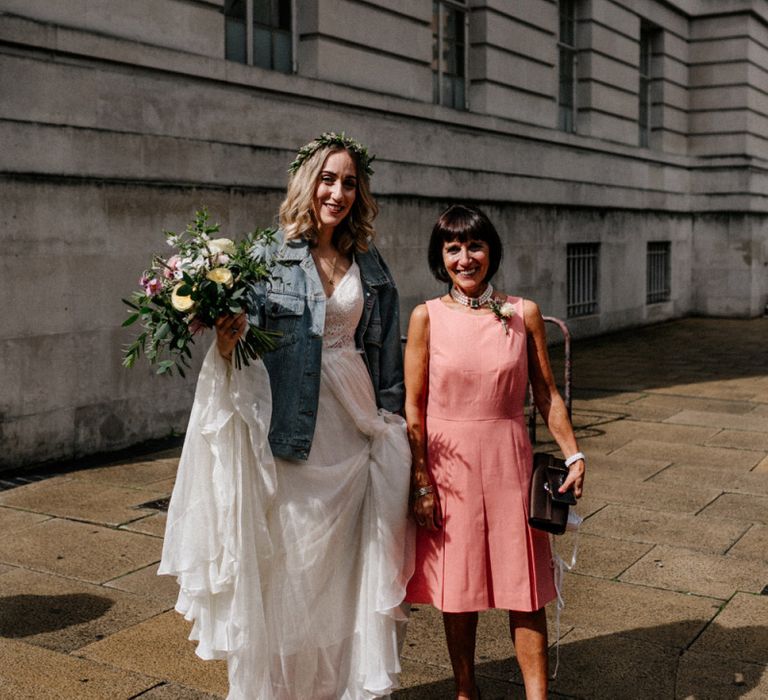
558, 0, 577, 132
647, 241, 671, 303
224, 0, 294, 74
567, 243, 599, 317
432, 0, 468, 110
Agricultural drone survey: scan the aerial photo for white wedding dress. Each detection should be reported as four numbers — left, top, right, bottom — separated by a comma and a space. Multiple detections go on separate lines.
159, 261, 414, 699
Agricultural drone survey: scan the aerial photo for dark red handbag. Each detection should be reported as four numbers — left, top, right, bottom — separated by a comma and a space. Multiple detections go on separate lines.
528, 453, 577, 535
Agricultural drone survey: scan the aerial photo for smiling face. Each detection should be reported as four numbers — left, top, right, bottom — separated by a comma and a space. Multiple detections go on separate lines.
313, 149, 358, 236
442, 237, 491, 297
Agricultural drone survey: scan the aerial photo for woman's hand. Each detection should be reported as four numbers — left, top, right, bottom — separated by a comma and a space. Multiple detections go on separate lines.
215, 312, 247, 361
560, 458, 585, 499
412, 488, 442, 531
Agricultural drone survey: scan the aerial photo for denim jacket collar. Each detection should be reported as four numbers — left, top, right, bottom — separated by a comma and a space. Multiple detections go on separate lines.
277, 237, 390, 287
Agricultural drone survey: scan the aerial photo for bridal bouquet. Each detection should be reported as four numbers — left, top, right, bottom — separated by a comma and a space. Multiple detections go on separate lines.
122, 208, 278, 375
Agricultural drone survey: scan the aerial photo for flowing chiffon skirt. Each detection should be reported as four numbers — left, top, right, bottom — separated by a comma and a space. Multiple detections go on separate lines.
158, 344, 414, 699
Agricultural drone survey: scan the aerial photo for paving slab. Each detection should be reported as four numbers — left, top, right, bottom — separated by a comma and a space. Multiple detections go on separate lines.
69, 454, 180, 488
581, 476, 723, 514
699, 492, 768, 524
609, 438, 761, 471
629, 393, 759, 416
0, 505, 51, 538
705, 430, 768, 452
543, 626, 679, 700
755, 454, 768, 472
132, 681, 224, 699
77, 610, 229, 697
727, 524, 768, 559
392, 659, 455, 700
619, 544, 768, 599
104, 562, 179, 607
120, 511, 168, 538
581, 504, 749, 554
690, 593, 768, 665
648, 462, 768, 497
0, 477, 166, 526
0, 567, 167, 652
577, 420, 720, 454
582, 452, 671, 481
0, 517, 163, 584
558, 574, 721, 646
574, 396, 676, 422
0, 637, 158, 699
652, 379, 764, 402
675, 650, 768, 699
562, 533, 652, 579
664, 410, 768, 433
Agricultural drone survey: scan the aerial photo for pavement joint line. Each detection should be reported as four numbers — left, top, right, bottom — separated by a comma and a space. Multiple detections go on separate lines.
566, 569, 729, 602
719, 523, 755, 556
101, 560, 164, 587
0, 508, 161, 529
640, 462, 676, 482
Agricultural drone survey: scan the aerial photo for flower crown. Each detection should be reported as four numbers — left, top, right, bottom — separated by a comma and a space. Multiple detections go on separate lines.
288, 131, 375, 177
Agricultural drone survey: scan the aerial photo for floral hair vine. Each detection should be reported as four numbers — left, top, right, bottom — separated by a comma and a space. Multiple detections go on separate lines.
288, 131, 375, 177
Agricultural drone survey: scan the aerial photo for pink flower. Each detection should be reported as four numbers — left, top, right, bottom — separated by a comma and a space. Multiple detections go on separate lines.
164, 255, 181, 280
141, 275, 164, 297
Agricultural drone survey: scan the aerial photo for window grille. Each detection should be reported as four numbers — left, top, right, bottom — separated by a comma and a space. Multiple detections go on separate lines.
224, 0, 295, 74
646, 241, 671, 303
567, 243, 599, 317
432, 1, 468, 110
558, 0, 577, 132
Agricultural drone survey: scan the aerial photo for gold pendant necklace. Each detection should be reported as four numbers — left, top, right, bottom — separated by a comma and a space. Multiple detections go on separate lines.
314, 253, 338, 286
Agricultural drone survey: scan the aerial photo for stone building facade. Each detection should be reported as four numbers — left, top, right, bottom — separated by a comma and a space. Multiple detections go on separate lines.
2, 0, 767, 468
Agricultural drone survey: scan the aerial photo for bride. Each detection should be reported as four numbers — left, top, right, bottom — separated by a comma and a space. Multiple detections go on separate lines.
159, 133, 414, 699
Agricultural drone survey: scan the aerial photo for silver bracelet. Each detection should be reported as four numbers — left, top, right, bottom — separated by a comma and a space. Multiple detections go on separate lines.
564, 451, 585, 467
412, 485, 433, 499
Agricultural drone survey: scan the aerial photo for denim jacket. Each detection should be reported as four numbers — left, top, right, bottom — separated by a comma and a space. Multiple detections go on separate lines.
248, 233, 404, 461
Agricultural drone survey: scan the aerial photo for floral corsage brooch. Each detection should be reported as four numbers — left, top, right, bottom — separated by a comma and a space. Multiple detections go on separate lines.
488, 299, 516, 334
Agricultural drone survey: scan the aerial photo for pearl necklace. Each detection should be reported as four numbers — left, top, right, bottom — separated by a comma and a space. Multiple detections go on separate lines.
450, 283, 494, 309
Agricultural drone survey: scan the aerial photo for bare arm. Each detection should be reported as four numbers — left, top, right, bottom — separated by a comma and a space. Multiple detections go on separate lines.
404, 304, 441, 529
524, 300, 585, 498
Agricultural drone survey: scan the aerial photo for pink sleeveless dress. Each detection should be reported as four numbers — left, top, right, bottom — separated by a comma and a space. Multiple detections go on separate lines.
406, 297, 557, 613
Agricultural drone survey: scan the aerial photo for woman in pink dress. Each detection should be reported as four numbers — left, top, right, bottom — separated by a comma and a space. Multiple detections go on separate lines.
404, 204, 586, 700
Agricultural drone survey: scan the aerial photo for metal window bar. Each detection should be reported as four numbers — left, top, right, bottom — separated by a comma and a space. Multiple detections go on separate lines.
647, 242, 670, 303
567, 243, 598, 317
528, 317, 572, 445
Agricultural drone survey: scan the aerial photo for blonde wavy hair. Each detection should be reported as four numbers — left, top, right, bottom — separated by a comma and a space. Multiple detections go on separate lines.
279, 144, 378, 254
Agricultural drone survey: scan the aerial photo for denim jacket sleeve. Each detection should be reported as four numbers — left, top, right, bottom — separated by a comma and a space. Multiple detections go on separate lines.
362, 244, 404, 414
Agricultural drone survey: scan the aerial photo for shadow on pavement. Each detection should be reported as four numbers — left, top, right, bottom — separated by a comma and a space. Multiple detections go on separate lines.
547, 317, 768, 396
395, 620, 767, 699
0, 593, 114, 637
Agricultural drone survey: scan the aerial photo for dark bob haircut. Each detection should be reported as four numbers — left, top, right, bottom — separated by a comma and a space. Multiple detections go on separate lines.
427, 204, 503, 284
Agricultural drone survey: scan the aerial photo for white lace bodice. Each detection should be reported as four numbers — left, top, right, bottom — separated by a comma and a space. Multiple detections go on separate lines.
323, 261, 364, 351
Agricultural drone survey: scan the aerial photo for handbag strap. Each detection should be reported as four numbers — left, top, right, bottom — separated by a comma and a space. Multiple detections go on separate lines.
550, 511, 582, 679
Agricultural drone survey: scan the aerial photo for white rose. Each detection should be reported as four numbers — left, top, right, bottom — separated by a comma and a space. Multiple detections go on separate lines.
499, 302, 516, 318
206, 266, 234, 287
208, 238, 236, 255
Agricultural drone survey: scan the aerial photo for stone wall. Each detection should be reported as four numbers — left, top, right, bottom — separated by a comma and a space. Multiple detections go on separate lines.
2, 1, 768, 469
